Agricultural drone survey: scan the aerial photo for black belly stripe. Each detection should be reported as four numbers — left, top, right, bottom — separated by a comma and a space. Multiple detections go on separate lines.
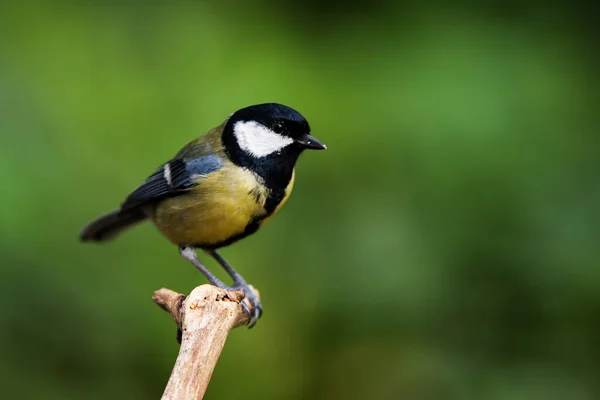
263, 188, 285, 215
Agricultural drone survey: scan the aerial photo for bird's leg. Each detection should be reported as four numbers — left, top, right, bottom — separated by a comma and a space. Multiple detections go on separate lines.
179, 246, 229, 288
205, 249, 263, 328
205, 249, 247, 286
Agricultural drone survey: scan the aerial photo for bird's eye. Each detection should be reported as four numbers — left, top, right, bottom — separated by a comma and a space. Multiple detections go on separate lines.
272, 122, 285, 134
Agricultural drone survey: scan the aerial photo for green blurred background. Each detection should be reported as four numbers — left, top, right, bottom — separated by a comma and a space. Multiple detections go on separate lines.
1, 1, 599, 399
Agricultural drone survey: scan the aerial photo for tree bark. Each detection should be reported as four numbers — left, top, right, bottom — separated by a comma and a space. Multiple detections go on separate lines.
152, 284, 257, 400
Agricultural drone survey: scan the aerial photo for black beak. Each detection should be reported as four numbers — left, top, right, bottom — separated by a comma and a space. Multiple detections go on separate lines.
296, 134, 327, 150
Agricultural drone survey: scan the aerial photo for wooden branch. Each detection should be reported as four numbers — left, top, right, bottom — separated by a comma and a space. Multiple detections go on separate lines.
153, 284, 259, 400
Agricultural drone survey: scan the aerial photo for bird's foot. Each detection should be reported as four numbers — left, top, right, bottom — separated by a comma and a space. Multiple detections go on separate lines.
229, 283, 262, 328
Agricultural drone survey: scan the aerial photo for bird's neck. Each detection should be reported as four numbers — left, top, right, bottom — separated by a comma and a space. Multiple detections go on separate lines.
222, 128, 301, 192
230, 146, 300, 190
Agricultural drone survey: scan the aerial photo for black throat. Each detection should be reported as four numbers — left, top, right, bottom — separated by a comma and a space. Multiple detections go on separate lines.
222, 125, 302, 213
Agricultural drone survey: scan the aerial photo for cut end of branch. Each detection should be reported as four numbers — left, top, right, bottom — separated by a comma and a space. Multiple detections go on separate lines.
152, 288, 187, 328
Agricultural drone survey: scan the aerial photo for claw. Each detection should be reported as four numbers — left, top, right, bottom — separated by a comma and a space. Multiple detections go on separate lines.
248, 316, 258, 328
239, 298, 250, 318
232, 285, 262, 328
247, 304, 262, 329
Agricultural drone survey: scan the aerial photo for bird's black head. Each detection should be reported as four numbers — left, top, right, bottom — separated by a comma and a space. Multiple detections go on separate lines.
224, 103, 325, 157
222, 103, 326, 189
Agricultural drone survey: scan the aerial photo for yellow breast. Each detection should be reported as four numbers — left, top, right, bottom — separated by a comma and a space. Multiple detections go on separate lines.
151, 165, 293, 248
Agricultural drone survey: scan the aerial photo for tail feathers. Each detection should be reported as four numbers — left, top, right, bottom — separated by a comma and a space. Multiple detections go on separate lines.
80, 209, 147, 242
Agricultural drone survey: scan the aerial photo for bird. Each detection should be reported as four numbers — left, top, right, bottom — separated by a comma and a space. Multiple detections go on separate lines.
80, 103, 326, 327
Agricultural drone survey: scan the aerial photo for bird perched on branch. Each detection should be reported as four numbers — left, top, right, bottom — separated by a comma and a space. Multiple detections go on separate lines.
80, 103, 326, 327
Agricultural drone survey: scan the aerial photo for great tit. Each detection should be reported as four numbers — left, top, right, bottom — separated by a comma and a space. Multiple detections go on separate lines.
80, 103, 326, 327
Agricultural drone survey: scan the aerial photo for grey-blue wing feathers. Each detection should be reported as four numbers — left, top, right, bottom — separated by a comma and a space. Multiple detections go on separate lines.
121, 155, 224, 210
185, 154, 224, 177
80, 154, 224, 242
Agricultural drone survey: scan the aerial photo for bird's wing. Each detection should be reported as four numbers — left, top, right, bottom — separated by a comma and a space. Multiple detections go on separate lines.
121, 154, 224, 210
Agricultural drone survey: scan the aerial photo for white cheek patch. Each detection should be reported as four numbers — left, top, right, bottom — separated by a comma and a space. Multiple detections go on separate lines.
233, 120, 294, 158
